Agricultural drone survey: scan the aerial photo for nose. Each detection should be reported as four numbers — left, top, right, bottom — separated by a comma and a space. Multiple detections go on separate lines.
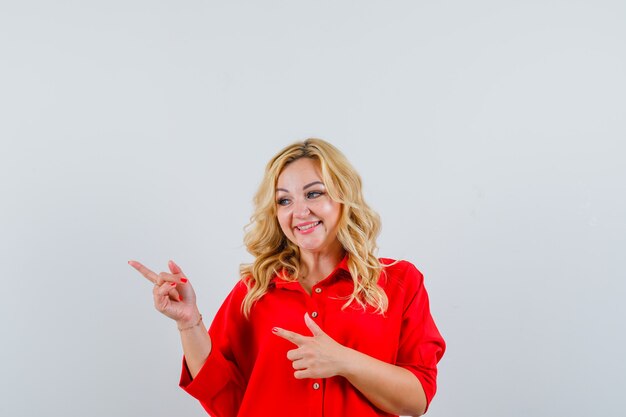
293, 198, 311, 218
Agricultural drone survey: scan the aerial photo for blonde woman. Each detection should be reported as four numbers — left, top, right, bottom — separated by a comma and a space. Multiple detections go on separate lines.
129, 139, 445, 417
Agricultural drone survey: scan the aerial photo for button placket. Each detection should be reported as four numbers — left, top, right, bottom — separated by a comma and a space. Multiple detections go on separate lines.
308, 286, 321, 321
308, 285, 324, 413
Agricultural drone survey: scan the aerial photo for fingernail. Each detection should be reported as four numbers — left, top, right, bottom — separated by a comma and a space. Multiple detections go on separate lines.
170, 282, 176, 287
179, 296, 183, 301
180, 277, 188, 283
272, 327, 278, 333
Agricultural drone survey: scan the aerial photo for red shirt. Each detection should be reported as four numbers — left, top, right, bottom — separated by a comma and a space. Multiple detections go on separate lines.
180, 257, 445, 417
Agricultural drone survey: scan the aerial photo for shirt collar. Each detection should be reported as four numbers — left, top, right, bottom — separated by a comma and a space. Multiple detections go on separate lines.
271, 253, 351, 290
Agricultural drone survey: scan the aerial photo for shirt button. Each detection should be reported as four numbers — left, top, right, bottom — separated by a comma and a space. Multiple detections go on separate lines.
314, 288, 322, 294
313, 382, 320, 390
311, 311, 318, 318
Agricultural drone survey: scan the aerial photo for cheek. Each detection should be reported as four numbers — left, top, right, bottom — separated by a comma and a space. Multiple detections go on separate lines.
276, 210, 292, 234
320, 202, 341, 224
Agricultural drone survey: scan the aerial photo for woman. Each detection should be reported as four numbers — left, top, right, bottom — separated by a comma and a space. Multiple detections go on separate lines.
129, 139, 445, 417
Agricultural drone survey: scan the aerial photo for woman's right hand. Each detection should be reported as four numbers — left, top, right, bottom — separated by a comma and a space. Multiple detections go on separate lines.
128, 259, 201, 327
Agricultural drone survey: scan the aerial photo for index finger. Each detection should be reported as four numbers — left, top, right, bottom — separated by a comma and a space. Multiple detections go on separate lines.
128, 260, 158, 284
272, 327, 307, 347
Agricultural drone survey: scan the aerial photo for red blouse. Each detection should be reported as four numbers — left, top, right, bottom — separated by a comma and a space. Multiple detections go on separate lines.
180, 257, 445, 417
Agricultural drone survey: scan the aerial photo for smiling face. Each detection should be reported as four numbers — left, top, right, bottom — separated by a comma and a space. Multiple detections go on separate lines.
275, 158, 343, 255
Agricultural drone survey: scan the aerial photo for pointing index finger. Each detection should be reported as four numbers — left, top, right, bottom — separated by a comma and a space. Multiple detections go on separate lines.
128, 260, 158, 284
272, 327, 306, 347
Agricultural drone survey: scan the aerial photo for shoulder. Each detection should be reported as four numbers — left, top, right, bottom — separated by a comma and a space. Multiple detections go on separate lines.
380, 258, 424, 281
378, 258, 425, 293
232, 278, 251, 297
219, 278, 250, 309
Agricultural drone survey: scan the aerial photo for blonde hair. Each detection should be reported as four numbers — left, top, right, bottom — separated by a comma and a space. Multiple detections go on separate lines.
239, 138, 388, 317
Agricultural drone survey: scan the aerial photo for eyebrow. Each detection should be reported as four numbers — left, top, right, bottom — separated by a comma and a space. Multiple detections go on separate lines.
276, 181, 324, 193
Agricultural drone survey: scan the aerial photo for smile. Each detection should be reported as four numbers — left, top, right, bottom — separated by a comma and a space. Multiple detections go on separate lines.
295, 221, 321, 232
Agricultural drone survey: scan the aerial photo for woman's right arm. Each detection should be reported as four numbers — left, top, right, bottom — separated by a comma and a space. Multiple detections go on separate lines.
129, 259, 211, 378
177, 316, 211, 378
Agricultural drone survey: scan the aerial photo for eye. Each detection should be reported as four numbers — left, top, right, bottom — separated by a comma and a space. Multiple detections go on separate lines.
277, 198, 291, 206
307, 191, 324, 199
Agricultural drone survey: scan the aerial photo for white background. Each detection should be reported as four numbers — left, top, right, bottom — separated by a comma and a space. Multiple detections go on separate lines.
1, 1, 625, 416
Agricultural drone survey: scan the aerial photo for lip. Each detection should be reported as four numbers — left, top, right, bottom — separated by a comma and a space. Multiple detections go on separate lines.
294, 221, 322, 234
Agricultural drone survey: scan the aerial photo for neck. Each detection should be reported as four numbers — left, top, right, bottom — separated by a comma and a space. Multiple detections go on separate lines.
299, 242, 345, 286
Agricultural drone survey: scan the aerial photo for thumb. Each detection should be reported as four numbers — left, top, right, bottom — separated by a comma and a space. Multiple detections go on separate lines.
169, 260, 196, 302
168, 259, 184, 276
304, 313, 324, 336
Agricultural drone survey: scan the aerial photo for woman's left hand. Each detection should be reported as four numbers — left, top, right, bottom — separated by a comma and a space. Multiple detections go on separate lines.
275, 313, 428, 415
273, 313, 352, 379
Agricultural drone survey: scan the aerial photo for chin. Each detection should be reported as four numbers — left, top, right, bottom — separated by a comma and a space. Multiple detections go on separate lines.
295, 239, 324, 252
297, 244, 321, 252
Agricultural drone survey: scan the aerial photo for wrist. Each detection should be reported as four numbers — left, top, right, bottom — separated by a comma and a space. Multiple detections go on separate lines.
336, 346, 358, 378
176, 310, 203, 330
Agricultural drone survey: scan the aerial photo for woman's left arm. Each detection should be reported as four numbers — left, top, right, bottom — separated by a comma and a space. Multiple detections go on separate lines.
273, 313, 427, 417
340, 347, 427, 416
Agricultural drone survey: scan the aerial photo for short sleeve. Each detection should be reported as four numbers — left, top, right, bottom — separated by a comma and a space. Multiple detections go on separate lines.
395, 264, 446, 412
179, 281, 249, 417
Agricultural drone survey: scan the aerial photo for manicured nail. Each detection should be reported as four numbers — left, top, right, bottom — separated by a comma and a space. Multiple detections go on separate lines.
272, 327, 278, 333
179, 296, 183, 301
170, 282, 176, 287
180, 277, 188, 283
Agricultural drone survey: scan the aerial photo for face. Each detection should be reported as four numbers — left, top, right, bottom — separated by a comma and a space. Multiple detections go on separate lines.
275, 158, 342, 255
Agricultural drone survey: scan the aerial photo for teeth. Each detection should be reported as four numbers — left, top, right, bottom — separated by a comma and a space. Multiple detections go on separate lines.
297, 221, 320, 231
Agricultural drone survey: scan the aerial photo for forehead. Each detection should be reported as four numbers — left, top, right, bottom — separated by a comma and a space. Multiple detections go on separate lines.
276, 158, 323, 189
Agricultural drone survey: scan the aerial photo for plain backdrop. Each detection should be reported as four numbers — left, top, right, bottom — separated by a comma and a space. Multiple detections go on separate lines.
1, 1, 625, 416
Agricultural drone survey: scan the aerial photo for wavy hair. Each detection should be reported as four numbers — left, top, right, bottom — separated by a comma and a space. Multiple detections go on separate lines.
240, 139, 387, 317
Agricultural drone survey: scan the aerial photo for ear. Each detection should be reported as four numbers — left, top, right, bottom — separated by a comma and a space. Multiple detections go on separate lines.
304, 313, 324, 336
